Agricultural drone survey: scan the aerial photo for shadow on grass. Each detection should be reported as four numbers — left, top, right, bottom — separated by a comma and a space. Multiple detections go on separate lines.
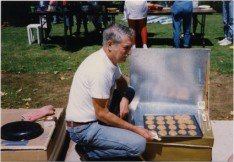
215, 37, 226, 42
41, 31, 103, 52
148, 37, 174, 47
191, 33, 214, 47
40, 32, 214, 50
148, 33, 213, 47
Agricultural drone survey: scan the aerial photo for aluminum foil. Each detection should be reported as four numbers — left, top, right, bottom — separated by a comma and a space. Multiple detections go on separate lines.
129, 48, 210, 127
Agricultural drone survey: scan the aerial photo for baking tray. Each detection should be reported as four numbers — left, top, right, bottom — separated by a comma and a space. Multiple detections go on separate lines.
144, 114, 203, 138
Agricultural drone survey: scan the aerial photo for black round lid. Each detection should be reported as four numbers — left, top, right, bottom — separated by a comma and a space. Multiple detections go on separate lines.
1, 121, 44, 141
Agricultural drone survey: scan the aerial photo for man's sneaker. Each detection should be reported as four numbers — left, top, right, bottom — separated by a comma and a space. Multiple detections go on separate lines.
219, 39, 232, 46
143, 44, 148, 49
180, 34, 184, 39
131, 44, 136, 49
218, 38, 227, 44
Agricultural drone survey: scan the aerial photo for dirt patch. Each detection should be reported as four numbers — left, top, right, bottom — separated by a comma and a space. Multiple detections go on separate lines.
209, 71, 233, 120
1, 72, 73, 109
1, 71, 233, 120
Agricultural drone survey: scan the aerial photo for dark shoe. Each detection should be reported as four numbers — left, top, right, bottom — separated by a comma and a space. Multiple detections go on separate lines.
74, 31, 80, 37
46, 37, 52, 41
183, 44, 190, 48
75, 144, 90, 161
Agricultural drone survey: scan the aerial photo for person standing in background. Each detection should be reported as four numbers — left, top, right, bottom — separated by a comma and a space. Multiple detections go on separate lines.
171, 0, 193, 48
218, 0, 233, 46
89, 1, 103, 34
192, 0, 199, 35
73, 1, 89, 36
62, 0, 73, 36
38, 0, 52, 40
49, 0, 60, 24
124, 0, 148, 49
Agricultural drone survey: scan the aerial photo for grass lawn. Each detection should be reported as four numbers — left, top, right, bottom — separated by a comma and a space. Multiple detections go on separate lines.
1, 13, 233, 119
2, 13, 233, 75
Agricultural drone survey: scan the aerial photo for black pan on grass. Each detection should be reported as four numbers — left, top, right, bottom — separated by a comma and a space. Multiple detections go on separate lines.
1, 121, 44, 141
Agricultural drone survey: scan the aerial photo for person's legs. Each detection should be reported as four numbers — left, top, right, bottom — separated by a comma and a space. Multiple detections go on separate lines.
172, 1, 185, 48
223, 1, 229, 38
82, 13, 88, 34
92, 14, 102, 34
128, 19, 137, 47
192, 15, 198, 35
138, 18, 148, 48
172, 13, 182, 48
76, 15, 82, 35
227, 0, 233, 42
220, 1, 233, 45
44, 15, 52, 40
68, 122, 146, 160
219, 1, 228, 43
183, 12, 192, 47
102, 14, 109, 29
67, 14, 73, 36
69, 26, 72, 36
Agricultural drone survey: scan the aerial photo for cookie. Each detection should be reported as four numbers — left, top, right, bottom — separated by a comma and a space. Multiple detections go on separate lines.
148, 124, 156, 130
165, 115, 173, 120
188, 130, 197, 136
157, 125, 166, 130
156, 116, 164, 121
187, 124, 196, 130
156, 120, 165, 125
166, 120, 176, 125
168, 124, 177, 130
174, 115, 182, 120
178, 124, 187, 129
181, 114, 191, 120
145, 120, 154, 125
178, 129, 187, 135
158, 130, 167, 136
146, 116, 155, 120
169, 130, 178, 136
177, 119, 187, 124
185, 120, 194, 125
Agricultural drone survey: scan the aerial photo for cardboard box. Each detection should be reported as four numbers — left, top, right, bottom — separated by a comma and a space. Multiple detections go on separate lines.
129, 49, 214, 160
1, 108, 66, 161
143, 129, 213, 160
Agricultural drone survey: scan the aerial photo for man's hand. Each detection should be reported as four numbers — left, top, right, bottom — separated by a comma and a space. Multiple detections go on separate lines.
119, 97, 129, 119
133, 126, 154, 141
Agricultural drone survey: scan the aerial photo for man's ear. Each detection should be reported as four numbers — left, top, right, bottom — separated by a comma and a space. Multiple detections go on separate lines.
107, 40, 114, 52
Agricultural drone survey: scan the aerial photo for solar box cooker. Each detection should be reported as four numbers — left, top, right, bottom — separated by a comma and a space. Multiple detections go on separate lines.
129, 48, 213, 161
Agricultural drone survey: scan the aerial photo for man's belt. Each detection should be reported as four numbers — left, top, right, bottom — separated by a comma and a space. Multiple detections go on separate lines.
66, 121, 97, 128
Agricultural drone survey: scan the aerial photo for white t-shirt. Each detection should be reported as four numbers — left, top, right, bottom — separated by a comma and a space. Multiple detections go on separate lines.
66, 48, 122, 122
124, 0, 148, 20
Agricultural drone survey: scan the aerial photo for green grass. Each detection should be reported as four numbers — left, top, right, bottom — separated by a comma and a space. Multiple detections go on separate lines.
2, 13, 233, 75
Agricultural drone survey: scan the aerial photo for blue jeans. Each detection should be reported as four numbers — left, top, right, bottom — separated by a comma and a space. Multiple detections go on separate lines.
67, 87, 146, 160
222, 0, 233, 42
172, 1, 193, 48
67, 122, 146, 160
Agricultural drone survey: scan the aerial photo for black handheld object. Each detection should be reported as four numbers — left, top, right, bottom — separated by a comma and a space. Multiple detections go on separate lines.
1, 121, 44, 141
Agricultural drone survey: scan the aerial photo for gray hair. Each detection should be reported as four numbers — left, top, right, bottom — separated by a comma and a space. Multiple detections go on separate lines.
102, 24, 135, 45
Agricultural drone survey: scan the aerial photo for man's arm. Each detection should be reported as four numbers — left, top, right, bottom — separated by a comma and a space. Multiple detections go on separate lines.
115, 76, 131, 119
92, 97, 153, 141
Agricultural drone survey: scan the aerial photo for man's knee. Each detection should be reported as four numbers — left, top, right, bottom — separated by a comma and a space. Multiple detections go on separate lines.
129, 135, 146, 156
124, 87, 135, 103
